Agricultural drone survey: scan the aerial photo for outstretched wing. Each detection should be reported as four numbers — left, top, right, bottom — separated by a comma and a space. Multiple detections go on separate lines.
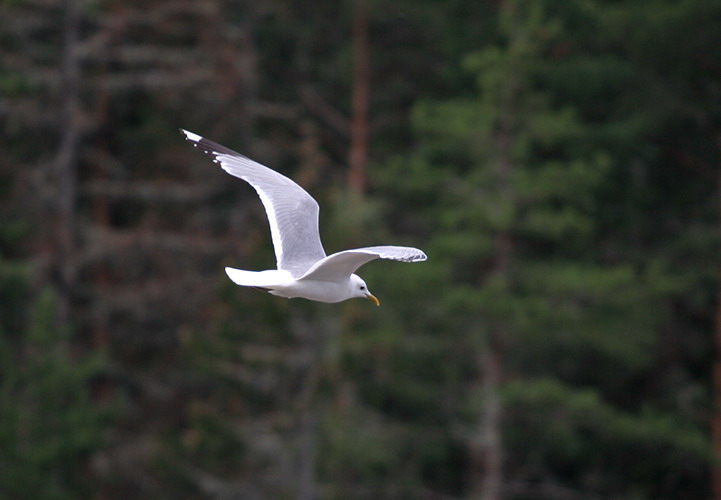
182, 130, 326, 276
299, 245, 427, 282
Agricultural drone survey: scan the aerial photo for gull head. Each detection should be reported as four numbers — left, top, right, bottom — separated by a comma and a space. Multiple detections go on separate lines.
350, 274, 380, 306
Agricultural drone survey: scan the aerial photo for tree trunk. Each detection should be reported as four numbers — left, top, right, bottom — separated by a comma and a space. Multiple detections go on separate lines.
296, 408, 318, 500
468, 43, 517, 497
293, 309, 336, 500
347, 0, 369, 195
713, 293, 721, 500
712, 136, 721, 500
52, 0, 82, 324
469, 330, 504, 500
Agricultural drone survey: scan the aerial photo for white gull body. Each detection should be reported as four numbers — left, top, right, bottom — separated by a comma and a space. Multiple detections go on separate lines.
182, 129, 427, 305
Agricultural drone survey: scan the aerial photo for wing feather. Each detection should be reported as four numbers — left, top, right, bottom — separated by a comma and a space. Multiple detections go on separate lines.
182, 130, 326, 276
299, 246, 427, 282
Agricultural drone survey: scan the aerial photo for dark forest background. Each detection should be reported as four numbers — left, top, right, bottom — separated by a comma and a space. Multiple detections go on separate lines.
2, 0, 721, 498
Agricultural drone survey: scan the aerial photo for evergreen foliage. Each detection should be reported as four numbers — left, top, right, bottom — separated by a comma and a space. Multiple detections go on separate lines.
0, 289, 109, 499
0, 0, 719, 498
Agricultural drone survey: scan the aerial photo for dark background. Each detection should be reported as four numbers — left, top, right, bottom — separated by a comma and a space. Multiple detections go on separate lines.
1, 0, 720, 498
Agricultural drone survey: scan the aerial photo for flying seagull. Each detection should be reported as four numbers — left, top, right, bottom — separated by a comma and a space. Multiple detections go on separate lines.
182, 129, 427, 305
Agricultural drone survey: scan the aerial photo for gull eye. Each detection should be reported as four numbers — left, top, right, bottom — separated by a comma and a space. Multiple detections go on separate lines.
360, 285, 365, 290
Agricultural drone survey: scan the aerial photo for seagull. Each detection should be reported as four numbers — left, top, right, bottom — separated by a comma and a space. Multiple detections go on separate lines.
182, 129, 427, 305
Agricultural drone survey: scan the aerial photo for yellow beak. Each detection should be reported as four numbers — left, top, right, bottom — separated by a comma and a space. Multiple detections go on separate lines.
366, 293, 380, 306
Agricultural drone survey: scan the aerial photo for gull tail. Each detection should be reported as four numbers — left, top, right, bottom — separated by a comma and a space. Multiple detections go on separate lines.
225, 268, 290, 288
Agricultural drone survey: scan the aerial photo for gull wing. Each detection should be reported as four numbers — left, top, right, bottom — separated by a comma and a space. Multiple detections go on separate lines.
182, 130, 326, 277
299, 245, 427, 282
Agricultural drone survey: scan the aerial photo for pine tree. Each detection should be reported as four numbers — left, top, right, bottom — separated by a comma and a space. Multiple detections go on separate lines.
2, 0, 717, 498
370, 0, 710, 497
0, 289, 109, 499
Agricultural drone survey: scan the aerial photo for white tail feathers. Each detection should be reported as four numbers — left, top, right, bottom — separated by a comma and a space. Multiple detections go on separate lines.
224, 268, 291, 287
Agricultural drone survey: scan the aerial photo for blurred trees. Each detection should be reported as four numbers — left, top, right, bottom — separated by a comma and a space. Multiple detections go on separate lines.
374, 1, 710, 497
0, 0, 720, 498
0, 290, 108, 500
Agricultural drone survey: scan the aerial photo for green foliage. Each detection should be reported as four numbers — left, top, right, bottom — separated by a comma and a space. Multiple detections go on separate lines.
2, 0, 719, 497
504, 378, 709, 498
369, 1, 711, 497
0, 289, 110, 500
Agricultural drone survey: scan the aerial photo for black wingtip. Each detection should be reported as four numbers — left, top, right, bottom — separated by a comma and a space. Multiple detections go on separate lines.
180, 129, 254, 160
